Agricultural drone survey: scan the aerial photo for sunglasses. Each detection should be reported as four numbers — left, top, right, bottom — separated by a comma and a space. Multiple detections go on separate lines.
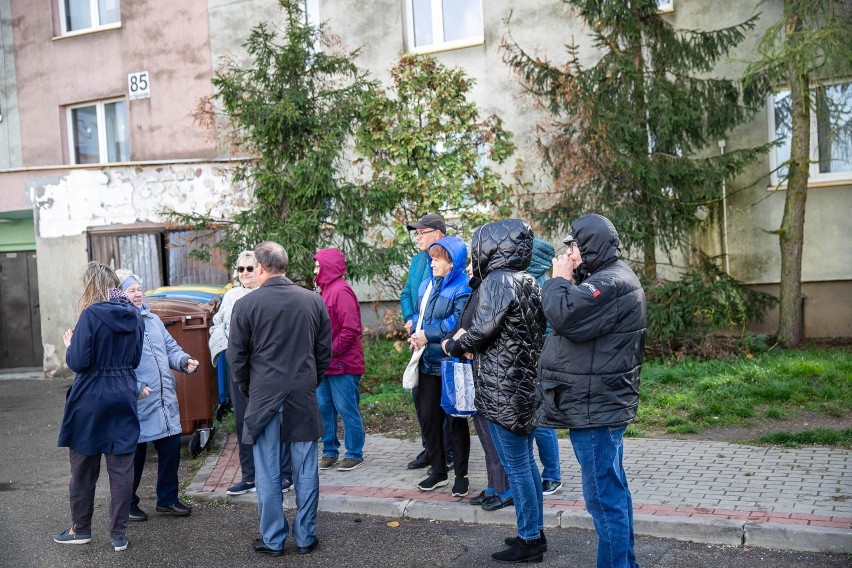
237, 265, 255, 273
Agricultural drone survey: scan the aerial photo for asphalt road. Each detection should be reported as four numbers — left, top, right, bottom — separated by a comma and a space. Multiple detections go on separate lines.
1, 377, 849, 568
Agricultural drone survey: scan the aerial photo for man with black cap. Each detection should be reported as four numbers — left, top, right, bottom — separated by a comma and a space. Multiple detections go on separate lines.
401, 213, 446, 470
536, 214, 646, 568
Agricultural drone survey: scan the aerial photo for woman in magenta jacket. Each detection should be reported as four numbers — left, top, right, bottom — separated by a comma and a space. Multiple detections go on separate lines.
313, 248, 366, 472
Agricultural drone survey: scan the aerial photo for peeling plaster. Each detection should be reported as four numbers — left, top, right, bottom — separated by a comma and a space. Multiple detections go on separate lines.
33, 164, 250, 238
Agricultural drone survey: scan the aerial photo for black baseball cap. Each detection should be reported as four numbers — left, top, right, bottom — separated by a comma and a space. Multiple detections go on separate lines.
407, 213, 447, 234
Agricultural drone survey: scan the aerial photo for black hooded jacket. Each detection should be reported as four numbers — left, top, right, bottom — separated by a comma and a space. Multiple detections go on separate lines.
444, 219, 546, 435
536, 214, 646, 429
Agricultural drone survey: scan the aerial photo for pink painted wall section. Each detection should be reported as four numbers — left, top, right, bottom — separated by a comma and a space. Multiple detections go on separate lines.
0, 169, 66, 211
11, 0, 217, 166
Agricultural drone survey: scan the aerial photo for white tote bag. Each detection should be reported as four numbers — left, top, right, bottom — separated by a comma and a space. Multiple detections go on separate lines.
402, 280, 433, 390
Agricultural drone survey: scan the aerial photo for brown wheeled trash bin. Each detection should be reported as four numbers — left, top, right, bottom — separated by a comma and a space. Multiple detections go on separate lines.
146, 297, 218, 456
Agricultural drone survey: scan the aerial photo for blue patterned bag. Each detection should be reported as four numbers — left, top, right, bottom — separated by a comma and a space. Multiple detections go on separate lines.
440, 358, 476, 417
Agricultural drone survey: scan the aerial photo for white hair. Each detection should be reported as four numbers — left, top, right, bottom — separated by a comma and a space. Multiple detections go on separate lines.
115, 268, 142, 291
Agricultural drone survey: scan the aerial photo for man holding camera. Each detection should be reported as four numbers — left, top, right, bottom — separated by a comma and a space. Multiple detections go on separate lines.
536, 214, 646, 568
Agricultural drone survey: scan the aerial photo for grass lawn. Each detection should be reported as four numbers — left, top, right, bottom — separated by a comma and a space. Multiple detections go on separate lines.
360, 338, 416, 434
360, 338, 852, 447
633, 347, 851, 441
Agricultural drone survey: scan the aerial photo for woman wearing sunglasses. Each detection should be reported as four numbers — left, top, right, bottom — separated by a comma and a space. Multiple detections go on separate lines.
208, 251, 267, 496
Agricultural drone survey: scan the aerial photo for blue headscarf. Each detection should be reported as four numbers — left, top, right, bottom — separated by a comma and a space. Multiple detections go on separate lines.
119, 273, 150, 315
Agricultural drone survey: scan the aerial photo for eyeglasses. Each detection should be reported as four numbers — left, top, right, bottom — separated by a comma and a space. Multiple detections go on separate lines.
237, 265, 255, 273
413, 229, 437, 238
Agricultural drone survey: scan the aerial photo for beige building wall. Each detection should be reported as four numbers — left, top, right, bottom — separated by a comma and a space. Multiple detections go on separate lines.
6, 0, 849, 354
325, 0, 851, 338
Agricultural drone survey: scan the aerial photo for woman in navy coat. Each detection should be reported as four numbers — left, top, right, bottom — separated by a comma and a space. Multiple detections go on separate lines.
54, 262, 144, 551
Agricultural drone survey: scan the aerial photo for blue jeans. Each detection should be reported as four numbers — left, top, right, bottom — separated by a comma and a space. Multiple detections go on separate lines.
534, 427, 562, 482
253, 406, 319, 551
569, 426, 639, 568
487, 421, 543, 541
317, 374, 365, 461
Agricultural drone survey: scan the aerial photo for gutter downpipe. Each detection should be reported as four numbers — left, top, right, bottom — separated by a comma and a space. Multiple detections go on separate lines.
719, 139, 730, 275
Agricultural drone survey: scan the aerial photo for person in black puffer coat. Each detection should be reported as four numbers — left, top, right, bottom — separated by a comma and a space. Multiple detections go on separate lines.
442, 271, 512, 512
442, 219, 547, 564
537, 214, 646, 568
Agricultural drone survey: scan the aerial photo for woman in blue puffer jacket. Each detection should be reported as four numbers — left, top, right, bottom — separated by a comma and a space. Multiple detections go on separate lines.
117, 270, 199, 522
408, 236, 471, 496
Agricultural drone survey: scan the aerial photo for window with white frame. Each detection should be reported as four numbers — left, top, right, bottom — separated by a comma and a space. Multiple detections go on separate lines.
770, 80, 852, 185
60, 0, 121, 34
68, 99, 130, 164
406, 0, 484, 53
304, 0, 319, 27
302, 0, 321, 51
656, 0, 674, 12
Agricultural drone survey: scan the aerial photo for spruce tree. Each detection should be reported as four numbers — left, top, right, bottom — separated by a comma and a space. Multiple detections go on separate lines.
176, 0, 379, 285
502, 0, 771, 281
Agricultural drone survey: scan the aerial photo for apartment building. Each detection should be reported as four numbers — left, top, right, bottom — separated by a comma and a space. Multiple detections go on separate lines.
0, 0, 848, 372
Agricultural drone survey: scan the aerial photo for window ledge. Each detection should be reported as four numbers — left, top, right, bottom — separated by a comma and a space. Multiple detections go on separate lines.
53, 22, 121, 41
0, 157, 252, 175
407, 36, 484, 56
767, 178, 852, 191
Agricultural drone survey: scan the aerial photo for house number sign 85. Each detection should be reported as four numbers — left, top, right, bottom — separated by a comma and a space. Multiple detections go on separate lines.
128, 71, 151, 101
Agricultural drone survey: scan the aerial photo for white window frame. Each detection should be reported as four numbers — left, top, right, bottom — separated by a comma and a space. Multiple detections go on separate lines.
304, 0, 320, 27
67, 98, 130, 165
58, 0, 121, 36
767, 79, 852, 187
404, 0, 484, 55
303, 0, 321, 52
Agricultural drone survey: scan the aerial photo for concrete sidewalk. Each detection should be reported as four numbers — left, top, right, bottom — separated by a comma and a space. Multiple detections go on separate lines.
186, 432, 852, 554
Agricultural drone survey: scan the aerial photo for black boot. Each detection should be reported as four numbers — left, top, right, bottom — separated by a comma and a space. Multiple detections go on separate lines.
491, 537, 544, 563
504, 531, 547, 553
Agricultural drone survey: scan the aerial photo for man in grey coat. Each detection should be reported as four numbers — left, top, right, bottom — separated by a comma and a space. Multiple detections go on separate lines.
228, 241, 332, 557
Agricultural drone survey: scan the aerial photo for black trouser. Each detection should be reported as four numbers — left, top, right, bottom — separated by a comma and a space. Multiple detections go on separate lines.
132, 433, 181, 508
230, 370, 291, 481
229, 374, 255, 483
418, 371, 469, 477
473, 412, 509, 494
413, 386, 455, 462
